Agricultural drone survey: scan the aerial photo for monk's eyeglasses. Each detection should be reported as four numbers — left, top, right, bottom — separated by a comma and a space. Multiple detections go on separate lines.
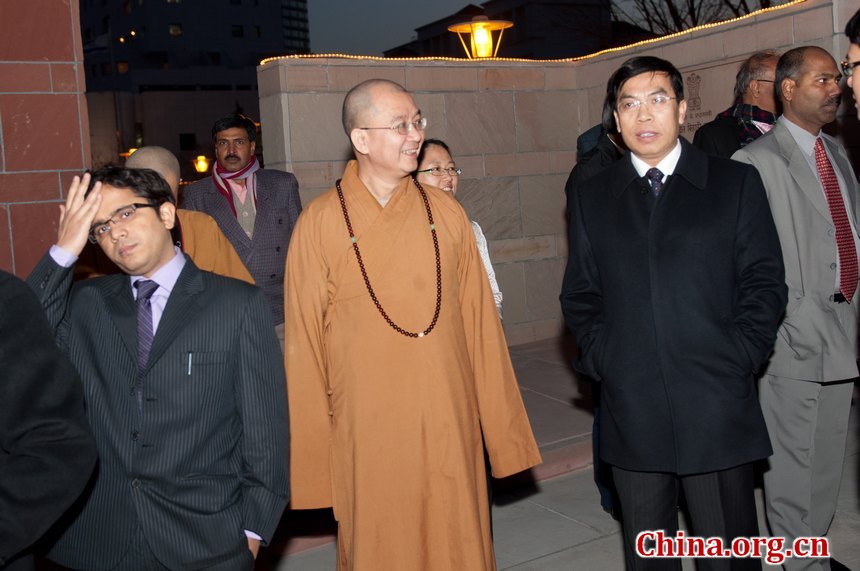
358, 117, 428, 136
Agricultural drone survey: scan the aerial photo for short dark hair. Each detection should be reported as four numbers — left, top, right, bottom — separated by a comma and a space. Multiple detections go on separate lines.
774, 46, 824, 104
211, 114, 257, 142
734, 50, 780, 101
86, 165, 175, 206
846, 8, 860, 45
607, 56, 685, 110
417, 139, 451, 167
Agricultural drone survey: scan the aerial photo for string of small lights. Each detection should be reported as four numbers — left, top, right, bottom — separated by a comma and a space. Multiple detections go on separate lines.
260, 0, 806, 67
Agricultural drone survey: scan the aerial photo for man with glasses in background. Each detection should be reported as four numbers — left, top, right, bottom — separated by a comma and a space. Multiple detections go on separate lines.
284, 78, 540, 569
844, 8, 860, 120
562, 56, 786, 570
26, 166, 289, 571
183, 114, 301, 348
693, 51, 780, 157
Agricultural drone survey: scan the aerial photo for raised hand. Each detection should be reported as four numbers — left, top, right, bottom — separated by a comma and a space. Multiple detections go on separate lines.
56, 173, 102, 257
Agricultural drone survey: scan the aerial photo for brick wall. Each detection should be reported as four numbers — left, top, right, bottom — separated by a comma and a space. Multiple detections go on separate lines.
0, 0, 90, 276
260, 0, 855, 345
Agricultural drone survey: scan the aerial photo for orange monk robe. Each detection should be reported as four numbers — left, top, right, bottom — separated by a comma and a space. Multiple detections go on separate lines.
284, 161, 541, 570
175, 210, 254, 284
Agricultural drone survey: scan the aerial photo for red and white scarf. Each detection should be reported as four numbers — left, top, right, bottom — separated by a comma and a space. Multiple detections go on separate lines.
212, 155, 260, 216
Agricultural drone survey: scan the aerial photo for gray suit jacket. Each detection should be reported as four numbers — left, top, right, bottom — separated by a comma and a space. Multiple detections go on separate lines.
182, 169, 302, 325
733, 121, 860, 382
27, 253, 290, 571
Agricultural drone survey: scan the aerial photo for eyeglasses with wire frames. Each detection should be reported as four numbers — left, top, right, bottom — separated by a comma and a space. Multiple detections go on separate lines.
416, 166, 462, 177
88, 203, 157, 243
358, 117, 428, 136
840, 59, 860, 77
616, 94, 678, 114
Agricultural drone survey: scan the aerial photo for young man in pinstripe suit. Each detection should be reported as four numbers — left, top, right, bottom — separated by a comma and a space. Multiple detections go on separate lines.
27, 167, 289, 571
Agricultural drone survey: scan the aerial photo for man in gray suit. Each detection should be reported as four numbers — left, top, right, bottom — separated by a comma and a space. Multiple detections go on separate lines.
733, 46, 858, 571
182, 114, 302, 346
28, 167, 289, 570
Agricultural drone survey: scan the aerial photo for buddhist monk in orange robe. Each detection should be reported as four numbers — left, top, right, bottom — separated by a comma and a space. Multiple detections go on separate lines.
284, 79, 541, 570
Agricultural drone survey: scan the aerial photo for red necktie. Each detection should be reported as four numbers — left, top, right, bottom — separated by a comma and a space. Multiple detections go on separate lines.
815, 138, 858, 301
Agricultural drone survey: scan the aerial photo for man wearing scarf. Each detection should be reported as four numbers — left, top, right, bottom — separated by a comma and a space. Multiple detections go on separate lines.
694, 51, 780, 157
183, 114, 301, 346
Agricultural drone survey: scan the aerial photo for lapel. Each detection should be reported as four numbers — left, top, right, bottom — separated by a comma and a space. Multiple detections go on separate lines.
102, 275, 138, 365
249, 171, 272, 248
610, 155, 643, 199
774, 122, 831, 222
145, 258, 207, 374
671, 139, 708, 191
203, 179, 252, 250
824, 136, 860, 226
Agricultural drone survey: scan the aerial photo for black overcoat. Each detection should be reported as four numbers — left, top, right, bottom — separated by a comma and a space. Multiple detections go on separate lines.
560, 139, 787, 475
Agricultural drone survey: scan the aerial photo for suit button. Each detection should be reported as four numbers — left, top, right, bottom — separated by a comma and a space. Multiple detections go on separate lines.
276, 247, 281, 252
131, 479, 141, 488
831, 263, 837, 270
278, 218, 283, 224
131, 431, 139, 441
270, 274, 276, 279
829, 294, 836, 302
828, 229, 835, 237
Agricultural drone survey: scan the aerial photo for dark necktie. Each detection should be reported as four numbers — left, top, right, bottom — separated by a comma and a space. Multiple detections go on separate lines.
646, 167, 664, 197
814, 138, 858, 301
135, 280, 158, 412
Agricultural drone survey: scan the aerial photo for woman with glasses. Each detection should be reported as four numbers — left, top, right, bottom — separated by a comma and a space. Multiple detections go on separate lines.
416, 139, 503, 319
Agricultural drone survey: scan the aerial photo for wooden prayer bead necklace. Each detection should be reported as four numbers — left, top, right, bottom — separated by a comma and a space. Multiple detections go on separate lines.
336, 176, 442, 338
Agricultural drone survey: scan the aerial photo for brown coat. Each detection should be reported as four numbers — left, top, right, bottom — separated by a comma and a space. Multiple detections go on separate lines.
284, 162, 541, 570
176, 210, 254, 284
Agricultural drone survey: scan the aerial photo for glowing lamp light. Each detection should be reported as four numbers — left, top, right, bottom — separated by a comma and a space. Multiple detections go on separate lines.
194, 155, 210, 173
119, 147, 138, 159
448, 16, 513, 59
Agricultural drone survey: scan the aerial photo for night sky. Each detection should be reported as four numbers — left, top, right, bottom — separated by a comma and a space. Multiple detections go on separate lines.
308, 0, 475, 56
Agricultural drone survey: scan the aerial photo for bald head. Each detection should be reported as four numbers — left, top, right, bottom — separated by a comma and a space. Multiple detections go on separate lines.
126, 146, 181, 197
342, 79, 408, 138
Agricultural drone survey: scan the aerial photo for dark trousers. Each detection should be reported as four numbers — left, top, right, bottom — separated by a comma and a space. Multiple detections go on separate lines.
612, 463, 761, 571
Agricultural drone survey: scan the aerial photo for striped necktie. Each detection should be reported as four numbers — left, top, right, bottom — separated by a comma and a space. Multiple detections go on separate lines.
814, 138, 858, 301
134, 279, 158, 412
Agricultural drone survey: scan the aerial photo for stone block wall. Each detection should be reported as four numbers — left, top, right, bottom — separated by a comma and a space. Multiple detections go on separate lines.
0, 0, 90, 276
258, 0, 856, 345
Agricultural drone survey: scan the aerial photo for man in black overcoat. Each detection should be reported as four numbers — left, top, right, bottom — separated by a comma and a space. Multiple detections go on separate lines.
0, 271, 96, 571
560, 56, 787, 570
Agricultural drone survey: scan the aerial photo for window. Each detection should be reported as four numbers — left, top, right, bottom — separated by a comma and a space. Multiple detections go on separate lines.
117, 61, 129, 74
169, 23, 182, 36
179, 133, 197, 151
231, 25, 243, 38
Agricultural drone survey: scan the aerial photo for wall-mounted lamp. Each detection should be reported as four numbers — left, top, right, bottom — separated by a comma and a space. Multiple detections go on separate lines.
447, 16, 513, 59
193, 155, 210, 173
119, 147, 138, 159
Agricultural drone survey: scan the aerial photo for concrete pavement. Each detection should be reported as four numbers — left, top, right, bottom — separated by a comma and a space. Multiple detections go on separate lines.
265, 337, 860, 570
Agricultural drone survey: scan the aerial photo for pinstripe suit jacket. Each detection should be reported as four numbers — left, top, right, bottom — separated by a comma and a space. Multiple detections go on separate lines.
27, 253, 290, 571
182, 169, 301, 326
